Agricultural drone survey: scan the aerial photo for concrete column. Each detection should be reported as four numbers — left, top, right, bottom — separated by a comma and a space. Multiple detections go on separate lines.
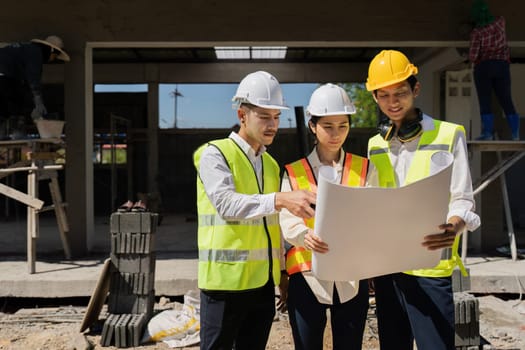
63, 44, 93, 256
147, 80, 159, 194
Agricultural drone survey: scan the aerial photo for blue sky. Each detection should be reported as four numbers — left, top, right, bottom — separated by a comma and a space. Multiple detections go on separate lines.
95, 83, 319, 129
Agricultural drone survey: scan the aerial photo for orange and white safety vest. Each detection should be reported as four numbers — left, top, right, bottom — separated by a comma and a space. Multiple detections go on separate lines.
284, 152, 368, 275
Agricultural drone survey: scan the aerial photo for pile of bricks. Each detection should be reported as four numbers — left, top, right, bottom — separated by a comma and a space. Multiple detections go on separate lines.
101, 212, 159, 348
100, 313, 148, 348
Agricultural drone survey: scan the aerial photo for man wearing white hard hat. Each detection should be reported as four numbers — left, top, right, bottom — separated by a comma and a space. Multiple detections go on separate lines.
0, 35, 69, 139
193, 71, 316, 350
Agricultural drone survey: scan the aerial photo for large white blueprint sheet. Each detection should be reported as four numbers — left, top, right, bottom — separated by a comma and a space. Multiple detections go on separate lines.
312, 152, 454, 281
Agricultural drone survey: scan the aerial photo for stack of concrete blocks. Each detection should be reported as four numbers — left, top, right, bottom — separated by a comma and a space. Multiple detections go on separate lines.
101, 212, 158, 348
452, 268, 471, 293
454, 292, 480, 349
452, 269, 481, 350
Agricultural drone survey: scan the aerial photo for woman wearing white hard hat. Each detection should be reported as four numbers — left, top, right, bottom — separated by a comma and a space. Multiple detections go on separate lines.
0, 35, 69, 139
280, 83, 369, 350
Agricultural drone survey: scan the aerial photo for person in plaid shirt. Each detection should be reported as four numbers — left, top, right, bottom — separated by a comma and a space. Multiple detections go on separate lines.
469, 0, 520, 141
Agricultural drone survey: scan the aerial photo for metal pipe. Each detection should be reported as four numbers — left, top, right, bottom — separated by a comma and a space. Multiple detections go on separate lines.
473, 151, 525, 195
294, 106, 309, 157
497, 151, 518, 261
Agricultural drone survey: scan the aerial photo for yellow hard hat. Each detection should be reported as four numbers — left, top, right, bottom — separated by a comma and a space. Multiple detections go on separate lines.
365, 50, 418, 91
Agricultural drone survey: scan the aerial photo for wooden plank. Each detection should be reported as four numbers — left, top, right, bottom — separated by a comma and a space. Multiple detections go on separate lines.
0, 166, 38, 173
26, 151, 61, 161
38, 203, 68, 213
0, 160, 31, 180
0, 138, 67, 275
28, 171, 39, 239
0, 138, 63, 147
80, 258, 112, 333
0, 165, 62, 175
27, 170, 37, 274
49, 177, 71, 259
467, 140, 525, 152
0, 182, 44, 209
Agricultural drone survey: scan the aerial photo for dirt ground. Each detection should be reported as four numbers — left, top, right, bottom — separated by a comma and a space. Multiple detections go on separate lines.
0, 295, 523, 350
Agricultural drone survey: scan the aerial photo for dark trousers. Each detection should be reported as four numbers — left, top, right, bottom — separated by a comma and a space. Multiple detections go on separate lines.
473, 59, 517, 116
287, 273, 369, 350
0, 76, 25, 118
199, 280, 275, 350
374, 273, 455, 350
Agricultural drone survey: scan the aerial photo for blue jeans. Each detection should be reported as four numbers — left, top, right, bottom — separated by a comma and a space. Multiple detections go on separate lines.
473, 60, 517, 116
200, 280, 275, 350
287, 273, 369, 350
374, 273, 455, 350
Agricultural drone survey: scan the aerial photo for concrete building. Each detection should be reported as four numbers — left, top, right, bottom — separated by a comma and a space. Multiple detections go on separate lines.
1, 0, 524, 258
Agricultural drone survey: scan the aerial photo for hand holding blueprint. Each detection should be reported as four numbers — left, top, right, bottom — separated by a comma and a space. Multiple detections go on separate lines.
312, 152, 454, 281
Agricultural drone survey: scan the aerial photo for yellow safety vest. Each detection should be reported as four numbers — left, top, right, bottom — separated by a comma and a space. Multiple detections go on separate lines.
284, 153, 368, 275
194, 138, 281, 291
368, 119, 467, 277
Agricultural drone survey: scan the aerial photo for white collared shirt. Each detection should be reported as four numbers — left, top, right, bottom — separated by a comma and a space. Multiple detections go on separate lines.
198, 132, 284, 269
366, 113, 481, 231
280, 148, 359, 304
198, 132, 277, 221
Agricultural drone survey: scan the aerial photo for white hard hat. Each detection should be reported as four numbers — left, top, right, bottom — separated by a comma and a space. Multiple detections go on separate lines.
31, 35, 70, 62
232, 71, 289, 110
306, 83, 356, 116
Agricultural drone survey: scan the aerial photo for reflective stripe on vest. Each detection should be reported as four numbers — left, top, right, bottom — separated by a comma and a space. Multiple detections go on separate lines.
368, 119, 467, 277
284, 153, 368, 275
194, 138, 281, 291
198, 214, 280, 227
199, 247, 282, 263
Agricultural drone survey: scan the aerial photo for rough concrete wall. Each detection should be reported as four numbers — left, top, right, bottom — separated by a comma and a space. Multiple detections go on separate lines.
1, 0, 523, 49
510, 65, 525, 116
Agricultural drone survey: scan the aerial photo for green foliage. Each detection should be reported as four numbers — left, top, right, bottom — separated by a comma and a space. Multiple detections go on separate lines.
343, 83, 377, 128
101, 147, 127, 164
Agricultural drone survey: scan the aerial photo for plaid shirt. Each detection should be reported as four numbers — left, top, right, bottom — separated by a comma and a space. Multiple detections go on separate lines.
469, 16, 510, 64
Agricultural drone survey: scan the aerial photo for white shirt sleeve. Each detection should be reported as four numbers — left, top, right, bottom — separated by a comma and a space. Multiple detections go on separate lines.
366, 124, 480, 232
279, 171, 309, 247
448, 129, 481, 232
365, 161, 379, 187
198, 145, 277, 220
